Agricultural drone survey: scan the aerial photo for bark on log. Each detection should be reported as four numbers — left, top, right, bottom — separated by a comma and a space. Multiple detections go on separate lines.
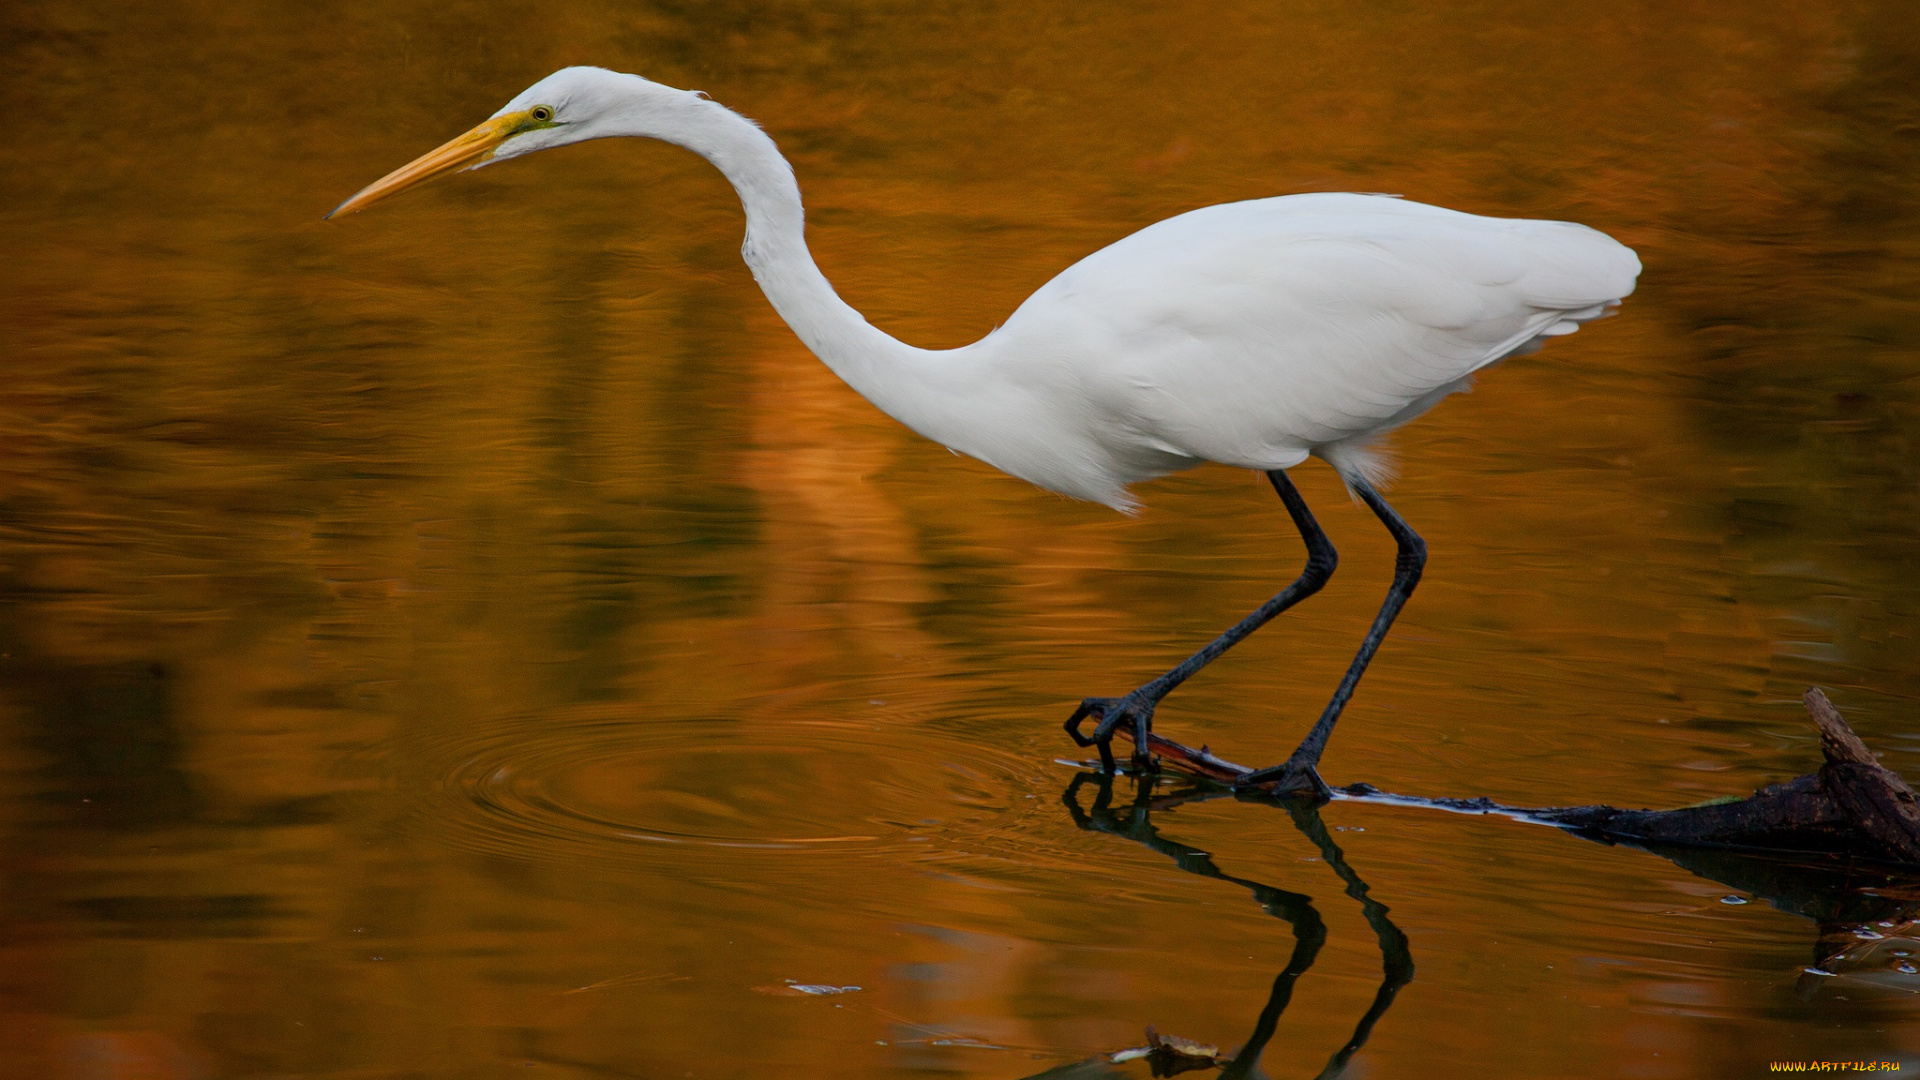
1112, 688, 1920, 869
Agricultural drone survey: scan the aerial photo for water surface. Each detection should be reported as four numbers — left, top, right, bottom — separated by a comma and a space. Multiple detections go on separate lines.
4, 1, 1919, 1076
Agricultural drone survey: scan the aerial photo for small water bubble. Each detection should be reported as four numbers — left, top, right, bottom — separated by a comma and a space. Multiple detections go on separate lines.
1891, 949, 1912, 958
1857, 929, 1885, 940
1719, 895, 1748, 905
1897, 961, 1918, 975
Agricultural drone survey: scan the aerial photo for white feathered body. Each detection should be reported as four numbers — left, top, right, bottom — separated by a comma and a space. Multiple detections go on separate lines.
910, 192, 1639, 510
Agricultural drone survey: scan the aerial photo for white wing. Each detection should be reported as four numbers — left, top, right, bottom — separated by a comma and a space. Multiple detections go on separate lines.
973, 193, 1639, 504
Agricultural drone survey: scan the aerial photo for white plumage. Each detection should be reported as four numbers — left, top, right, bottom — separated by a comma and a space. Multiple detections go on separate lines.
963, 192, 1638, 507
331, 66, 1640, 788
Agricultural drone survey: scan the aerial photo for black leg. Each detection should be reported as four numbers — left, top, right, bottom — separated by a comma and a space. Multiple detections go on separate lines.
1065, 469, 1337, 773
1237, 476, 1426, 795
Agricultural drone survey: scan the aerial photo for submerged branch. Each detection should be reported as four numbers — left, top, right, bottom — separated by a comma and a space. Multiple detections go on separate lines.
1099, 688, 1920, 976
1112, 688, 1920, 870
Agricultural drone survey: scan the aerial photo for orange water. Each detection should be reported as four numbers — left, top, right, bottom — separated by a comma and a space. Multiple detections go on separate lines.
4, 1, 1919, 1076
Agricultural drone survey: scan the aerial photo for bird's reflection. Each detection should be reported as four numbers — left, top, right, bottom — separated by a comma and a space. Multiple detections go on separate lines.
1037, 773, 1412, 1079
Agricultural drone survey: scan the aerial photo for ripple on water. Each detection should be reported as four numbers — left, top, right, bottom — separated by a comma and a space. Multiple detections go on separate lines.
374, 711, 1052, 870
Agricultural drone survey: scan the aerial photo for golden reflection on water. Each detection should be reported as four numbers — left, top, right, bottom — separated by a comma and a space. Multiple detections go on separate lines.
3, 0, 1919, 1076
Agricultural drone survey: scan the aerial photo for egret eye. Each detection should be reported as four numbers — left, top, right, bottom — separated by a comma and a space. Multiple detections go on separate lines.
531, 105, 555, 122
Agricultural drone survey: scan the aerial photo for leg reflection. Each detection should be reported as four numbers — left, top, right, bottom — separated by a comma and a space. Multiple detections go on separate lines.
1279, 800, 1414, 1080
1060, 774, 1412, 1079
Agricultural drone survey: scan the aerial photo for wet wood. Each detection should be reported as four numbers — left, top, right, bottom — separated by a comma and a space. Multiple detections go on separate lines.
1804, 688, 1920, 863
1114, 688, 1920, 868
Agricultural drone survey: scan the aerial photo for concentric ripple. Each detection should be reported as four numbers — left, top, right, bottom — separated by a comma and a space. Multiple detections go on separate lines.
372, 710, 1053, 868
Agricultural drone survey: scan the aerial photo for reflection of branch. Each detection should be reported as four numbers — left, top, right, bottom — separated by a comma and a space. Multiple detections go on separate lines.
1097, 689, 1920, 990
1112, 689, 1920, 871
1062, 773, 1411, 1079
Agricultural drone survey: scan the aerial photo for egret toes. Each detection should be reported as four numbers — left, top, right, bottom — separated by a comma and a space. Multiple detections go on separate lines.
1064, 692, 1164, 774
1236, 758, 1335, 802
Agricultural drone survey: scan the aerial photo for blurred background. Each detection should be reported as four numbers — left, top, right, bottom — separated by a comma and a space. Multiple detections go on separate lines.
1, 0, 1917, 1076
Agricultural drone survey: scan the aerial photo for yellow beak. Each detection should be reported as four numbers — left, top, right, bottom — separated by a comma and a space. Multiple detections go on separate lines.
327, 109, 540, 219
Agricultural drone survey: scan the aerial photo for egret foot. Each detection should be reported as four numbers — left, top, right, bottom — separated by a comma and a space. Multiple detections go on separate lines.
1064, 693, 1162, 774
1236, 756, 1333, 802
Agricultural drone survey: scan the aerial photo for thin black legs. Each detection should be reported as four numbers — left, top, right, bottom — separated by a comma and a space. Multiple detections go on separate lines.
1239, 478, 1425, 793
1065, 469, 1337, 772
1063, 468, 1427, 796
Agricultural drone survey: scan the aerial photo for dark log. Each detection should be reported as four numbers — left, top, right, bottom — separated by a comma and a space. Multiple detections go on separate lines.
1112, 687, 1920, 869
1804, 688, 1920, 863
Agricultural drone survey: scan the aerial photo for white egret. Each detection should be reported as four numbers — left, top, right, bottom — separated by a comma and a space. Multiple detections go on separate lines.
330, 66, 1640, 795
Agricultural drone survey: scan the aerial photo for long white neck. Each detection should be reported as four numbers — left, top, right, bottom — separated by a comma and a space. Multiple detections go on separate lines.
643, 96, 970, 435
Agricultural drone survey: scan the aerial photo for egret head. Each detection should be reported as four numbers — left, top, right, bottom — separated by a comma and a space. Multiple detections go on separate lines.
327, 66, 700, 218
